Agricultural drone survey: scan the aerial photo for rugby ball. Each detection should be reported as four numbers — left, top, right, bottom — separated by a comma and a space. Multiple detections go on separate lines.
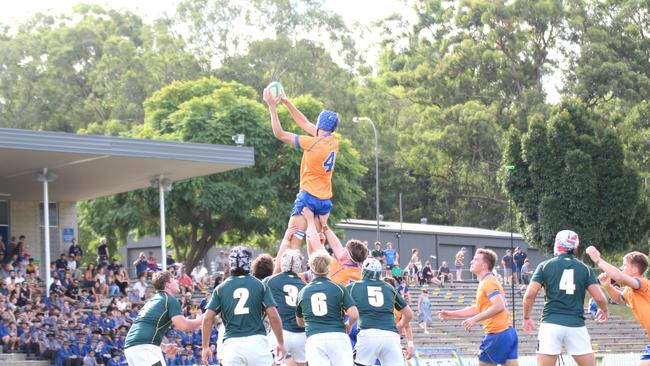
267, 81, 285, 99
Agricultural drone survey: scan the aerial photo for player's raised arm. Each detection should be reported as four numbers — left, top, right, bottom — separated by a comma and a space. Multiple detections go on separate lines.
274, 226, 298, 274
264, 88, 294, 145
586, 246, 641, 290
281, 96, 318, 137
318, 215, 348, 262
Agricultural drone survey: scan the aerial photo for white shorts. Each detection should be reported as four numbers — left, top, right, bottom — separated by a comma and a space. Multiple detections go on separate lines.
125, 344, 166, 366
222, 334, 273, 366
305, 332, 353, 366
216, 323, 225, 358
537, 322, 593, 356
268, 329, 307, 363
355, 329, 404, 366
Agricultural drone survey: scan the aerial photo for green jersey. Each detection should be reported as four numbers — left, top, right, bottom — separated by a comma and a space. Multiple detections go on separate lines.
371, 249, 385, 260
124, 291, 181, 348
347, 279, 407, 333
531, 254, 598, 327
207, 274, 277, 340
263, 272, 307, 333
296, 277, 355, 337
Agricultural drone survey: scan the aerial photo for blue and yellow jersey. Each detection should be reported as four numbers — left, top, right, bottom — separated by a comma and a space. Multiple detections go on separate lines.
476, 273, 511, 334
294, 134, 339, 200
623, 277, 650, 340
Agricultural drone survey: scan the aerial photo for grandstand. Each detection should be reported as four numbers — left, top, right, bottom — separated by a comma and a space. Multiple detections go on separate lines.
405, 281, 646, 360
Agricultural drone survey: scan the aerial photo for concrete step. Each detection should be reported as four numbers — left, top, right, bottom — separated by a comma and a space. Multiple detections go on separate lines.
1, 361, 50, 366
0, 353, 27, 361
0, 353, 49, 366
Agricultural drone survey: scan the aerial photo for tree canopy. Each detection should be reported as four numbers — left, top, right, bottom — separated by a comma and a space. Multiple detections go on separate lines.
79, 78, 365, 270
2, 0, 649, 266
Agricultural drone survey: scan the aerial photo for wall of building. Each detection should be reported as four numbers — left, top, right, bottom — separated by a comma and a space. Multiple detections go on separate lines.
341, 226, 547, 280
8, 200, 76, 277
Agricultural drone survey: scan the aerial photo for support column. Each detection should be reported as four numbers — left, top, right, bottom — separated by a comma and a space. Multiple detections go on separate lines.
38, 168, 56, 298
152, 176, 171, 272
159, 176, 167, 272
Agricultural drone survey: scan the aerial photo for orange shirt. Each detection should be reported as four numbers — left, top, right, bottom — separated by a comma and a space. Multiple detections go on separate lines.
475, 273, 511, 334
623, 277, 650, 340
301, 258, 361, 286
295, 134, 339, 200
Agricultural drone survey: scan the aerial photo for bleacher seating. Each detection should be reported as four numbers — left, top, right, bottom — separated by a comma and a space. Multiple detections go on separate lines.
405, 281, 646, 357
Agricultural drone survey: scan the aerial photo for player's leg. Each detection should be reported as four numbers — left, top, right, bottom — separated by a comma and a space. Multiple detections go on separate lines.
285, 330, 307, 366
537, 354, 559, 366
327, 332, 353, 366
220, 339, 247, 366
567, 326, 595, 366
571, 354, 596, 366
288, 192, 309, 250
305, 334, 332, 366
377, 330, 405, 366
353, 329, 380, 366
536, 323, 563, 366
641, 346, 650, 366
287, 215, 307, 250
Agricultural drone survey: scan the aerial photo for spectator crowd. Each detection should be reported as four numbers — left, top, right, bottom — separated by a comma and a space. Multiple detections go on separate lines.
0, 233, 533, 366
0, 235, 225, 366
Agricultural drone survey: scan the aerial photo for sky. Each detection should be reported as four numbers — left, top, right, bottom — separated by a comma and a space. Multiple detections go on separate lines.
0, 0, 562, 102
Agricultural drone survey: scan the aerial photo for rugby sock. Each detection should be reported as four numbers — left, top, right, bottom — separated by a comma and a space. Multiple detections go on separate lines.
294, 230, 306, 240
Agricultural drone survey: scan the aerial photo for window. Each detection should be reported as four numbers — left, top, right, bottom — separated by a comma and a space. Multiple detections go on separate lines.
39, 202, 58, 227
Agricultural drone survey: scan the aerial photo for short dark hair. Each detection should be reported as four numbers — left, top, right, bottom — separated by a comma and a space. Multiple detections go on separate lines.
152, 271, 173, 291
476, 248, 497, 271
252, 254, 274, 280
346, 240, 368, 263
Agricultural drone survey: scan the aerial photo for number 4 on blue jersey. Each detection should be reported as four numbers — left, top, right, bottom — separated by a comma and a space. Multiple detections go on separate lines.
323, 151, 336, 172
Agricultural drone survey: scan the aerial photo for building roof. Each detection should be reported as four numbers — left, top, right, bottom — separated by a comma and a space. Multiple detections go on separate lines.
336, 219, 525, 240
0, 128, 254, 201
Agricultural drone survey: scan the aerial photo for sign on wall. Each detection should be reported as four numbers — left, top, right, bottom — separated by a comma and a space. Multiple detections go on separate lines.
62, 227, 75, 244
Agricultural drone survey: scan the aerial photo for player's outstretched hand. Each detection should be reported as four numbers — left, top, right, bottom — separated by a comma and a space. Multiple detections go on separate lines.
262, 87, 279, 107
595, 308, 608, 323
301, 207, 314, 220
462, 316, 477, 331
598, 272, 610, 286
283, 225, 299, 242
438, 310, 451, 320
585, 246, 601, 263
405, 345, 414, 360
274, 344, 286, 363
201, 346, 211, 366
523, 318, 535, 334
162, 343, 180, 358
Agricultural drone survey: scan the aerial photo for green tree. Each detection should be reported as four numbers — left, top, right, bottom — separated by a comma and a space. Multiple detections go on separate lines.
216, 37, 359, 120
0, 5, 204, 132
565, 0, 650, 106
79, 78, 365, 272
175, 0, 359, 67
503, 99, 649, 252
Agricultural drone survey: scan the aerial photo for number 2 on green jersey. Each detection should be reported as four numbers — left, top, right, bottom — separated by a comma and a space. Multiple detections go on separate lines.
233, 288, 250, 314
